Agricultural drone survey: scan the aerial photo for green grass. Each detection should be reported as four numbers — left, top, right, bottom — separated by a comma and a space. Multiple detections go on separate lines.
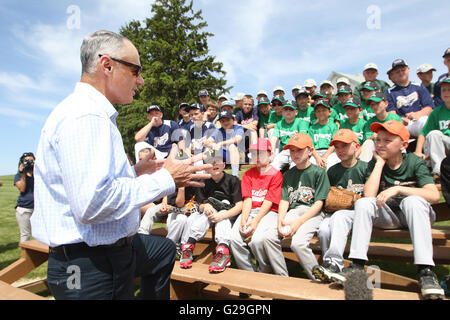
1, 172, 449, 298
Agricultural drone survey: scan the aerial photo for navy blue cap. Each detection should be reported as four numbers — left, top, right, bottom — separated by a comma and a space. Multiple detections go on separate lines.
198, 89, 209, 96
443, 48, 450, 58
188, 103, 206, 112
387, 59, 408, 74
179, 102, 190, 109
295, 88, 309, 98
147, 105, 161, 113
218, 110, 234, 120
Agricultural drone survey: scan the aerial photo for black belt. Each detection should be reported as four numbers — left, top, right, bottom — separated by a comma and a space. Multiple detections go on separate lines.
49, 236, 133, 255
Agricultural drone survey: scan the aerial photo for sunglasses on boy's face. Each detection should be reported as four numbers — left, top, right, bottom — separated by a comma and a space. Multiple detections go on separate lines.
98, 54, 142, 76
272, 103, 283, 107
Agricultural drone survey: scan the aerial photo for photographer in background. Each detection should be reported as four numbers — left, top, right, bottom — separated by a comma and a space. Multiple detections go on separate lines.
14, 152, 35, 242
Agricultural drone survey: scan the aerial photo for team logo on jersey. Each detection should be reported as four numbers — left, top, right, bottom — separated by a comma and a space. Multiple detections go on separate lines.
154, 132, 169, 147
252, 189, 268, 202
396, 92, 418, 109
340, 179, 364, 196
439, 120, 450, 130
287, 182, 315, 205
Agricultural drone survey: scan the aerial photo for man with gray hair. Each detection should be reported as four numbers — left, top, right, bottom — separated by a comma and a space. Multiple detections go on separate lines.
31, 30, 211, 300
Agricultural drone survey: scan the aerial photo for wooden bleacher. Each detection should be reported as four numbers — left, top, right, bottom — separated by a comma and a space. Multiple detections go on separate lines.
0, 202, 448, 300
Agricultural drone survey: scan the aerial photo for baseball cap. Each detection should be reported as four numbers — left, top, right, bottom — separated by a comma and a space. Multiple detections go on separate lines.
314, 99, 330, 109
218, 110, 234, 120
439, 76, 450, 85
179, 102, 190, 109
416, 64, 436, 74
361, 81, 379, 91
271, 94, 285, 105
304, 79, 317, 88
198, 89, 209, 96
292, 84, 302, 91
443, 48, 450, 58
312, 91, 325, 100
233, 92, 245, 101
337, 85, 352, 94
343, 97, 361, 108
320, 80, 334, 88
387, 59, 408, 74
336, 77, 350, 86
283, 133, 313, 150
257, 90, 268, 97
329, 129, 359, 146
147, 105, 161, 113
370, 120, 410, 142
257, 96, 270, 106
363, 62, 378, 71
220, 100, 234, 109
295, 88, 309, 98
188, 103, 206, 112
218, 94, 228, 100
283, 99, 297, 110
134, 141, 165, 162
273, 86, 285, 93
367, 91, 387, 103
249, 138, 272, 152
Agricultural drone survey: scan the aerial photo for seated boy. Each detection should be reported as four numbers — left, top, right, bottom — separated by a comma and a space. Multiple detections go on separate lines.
308, 100, 340, 170
295, 88, 315, 124
186, 103, 217, 158
359, 81, 379, 120
210, 110, 245, 177
235, 95, 259, 147
270, 100, 309, 171
257, 97, 273, 138
337, 120, 444, 300
230, 138, 283, 274
360, 92, 403, 162
332, 85, 354, 123
339, 98, 367, 160
180, 150, 243, 272
414, 76, 450, 177
264, 133, 330, 280
266, 95, 285, 133
311, 129, 369, 281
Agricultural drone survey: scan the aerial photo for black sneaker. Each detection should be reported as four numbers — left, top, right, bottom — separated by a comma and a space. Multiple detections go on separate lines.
419, 268, 445, 300
207, 197, 233, 212
312, 261, 342, 283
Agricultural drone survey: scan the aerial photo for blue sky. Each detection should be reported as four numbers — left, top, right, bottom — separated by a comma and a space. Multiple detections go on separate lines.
0, 0, 449, 175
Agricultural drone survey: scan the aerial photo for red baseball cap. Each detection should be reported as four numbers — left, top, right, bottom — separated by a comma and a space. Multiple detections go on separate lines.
249, 138, 272, 152
370, 120, 410, 142
283, 133, 313, 150
329, 129, 359, 146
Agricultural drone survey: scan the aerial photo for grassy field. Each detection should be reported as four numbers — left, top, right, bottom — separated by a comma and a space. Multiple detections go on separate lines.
0, 172, 449, 298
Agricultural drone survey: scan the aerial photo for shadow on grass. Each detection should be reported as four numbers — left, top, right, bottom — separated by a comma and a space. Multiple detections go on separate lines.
0, 241, 19, 255
0, 258, 19, 270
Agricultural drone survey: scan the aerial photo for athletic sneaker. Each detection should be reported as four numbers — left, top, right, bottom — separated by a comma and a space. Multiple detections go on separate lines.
175, 243, 182, 260
312, 261, 342, 283
180, 243, 194, 269
209, 245, 231, 273
418, 268, 445, 300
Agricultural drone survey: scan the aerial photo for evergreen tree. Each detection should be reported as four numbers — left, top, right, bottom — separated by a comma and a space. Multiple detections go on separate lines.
117, 0, 231, 158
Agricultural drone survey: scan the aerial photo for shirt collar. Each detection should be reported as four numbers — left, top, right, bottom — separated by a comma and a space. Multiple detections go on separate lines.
75, 82, 119, 122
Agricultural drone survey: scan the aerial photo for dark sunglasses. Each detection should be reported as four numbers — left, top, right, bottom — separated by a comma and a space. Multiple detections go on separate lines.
272, 103, 283, 107
98, 54, 142, 76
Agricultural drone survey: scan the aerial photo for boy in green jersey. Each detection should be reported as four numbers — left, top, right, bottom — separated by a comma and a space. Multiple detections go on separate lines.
312, 129, 369, 282
309, 100, 340, 170
295, 88, 315, 124
264, 133, 331, 280
337, 120, 444, 300
415, 76, 450, 176
267, 95, 284, 131
359, 92, 403, 162
340, 97, 367, 160
270, 100, 309, 171
332, 85, 353, 123
360, 81, 380, 120
257, 97, 273, 138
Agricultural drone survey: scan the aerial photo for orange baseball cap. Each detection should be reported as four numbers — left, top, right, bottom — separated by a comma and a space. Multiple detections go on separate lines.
283, 133, 313, 150
329, 129, 359, 146
370, 120, 410, 142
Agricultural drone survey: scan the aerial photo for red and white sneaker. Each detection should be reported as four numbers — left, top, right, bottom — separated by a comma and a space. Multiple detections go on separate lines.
180, 243, 194, 269
209, 245, 231, 273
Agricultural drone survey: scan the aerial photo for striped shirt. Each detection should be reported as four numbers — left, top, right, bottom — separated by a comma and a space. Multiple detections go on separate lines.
31, 82, 175, 247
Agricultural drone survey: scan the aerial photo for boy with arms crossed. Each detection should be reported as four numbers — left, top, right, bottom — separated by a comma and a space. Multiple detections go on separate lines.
264, 133, 330, 280
337, 120, 444, 300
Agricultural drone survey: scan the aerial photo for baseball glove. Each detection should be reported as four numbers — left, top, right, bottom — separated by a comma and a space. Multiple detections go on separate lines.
324, 186, 362, 213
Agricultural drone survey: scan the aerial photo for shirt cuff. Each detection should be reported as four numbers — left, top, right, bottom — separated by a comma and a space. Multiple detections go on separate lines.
142, 168, 176, 197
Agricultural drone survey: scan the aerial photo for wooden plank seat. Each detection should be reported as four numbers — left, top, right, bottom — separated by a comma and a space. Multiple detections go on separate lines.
0, 280, 47, 300
170, 261, 419, 300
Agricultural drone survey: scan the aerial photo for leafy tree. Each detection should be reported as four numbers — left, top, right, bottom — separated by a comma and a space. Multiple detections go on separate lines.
117, 0, 231, 158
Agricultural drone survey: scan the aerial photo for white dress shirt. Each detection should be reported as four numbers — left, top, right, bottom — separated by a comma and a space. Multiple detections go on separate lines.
31, 82, 175, 247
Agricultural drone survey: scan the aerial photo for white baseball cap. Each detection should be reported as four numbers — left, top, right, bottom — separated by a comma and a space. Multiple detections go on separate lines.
291, 84, 302, 91
416, 63, 436, 74
256, 90, 268, 97
273, 86, 285, 93
218, 94, 228, 100
336, 77, 350, 85
304, 79, 317, 88
134, 141, 165, 163
364, 62, 378, 71
320, 80, 334, 88
233, 92, 245, 101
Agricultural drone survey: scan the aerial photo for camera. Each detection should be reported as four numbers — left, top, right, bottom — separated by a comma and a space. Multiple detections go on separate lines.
22, 159, 34, 172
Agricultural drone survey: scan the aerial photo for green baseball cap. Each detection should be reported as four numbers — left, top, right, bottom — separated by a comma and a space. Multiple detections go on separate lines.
283, 99, 297, 110
361, 81, 379, 91
337, 85, 352, 95
271, 94, 285, 105
367, 91, 387, 103
314, 99, 331, 109
439, 76, 450, 85
343, 97, 361, 108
